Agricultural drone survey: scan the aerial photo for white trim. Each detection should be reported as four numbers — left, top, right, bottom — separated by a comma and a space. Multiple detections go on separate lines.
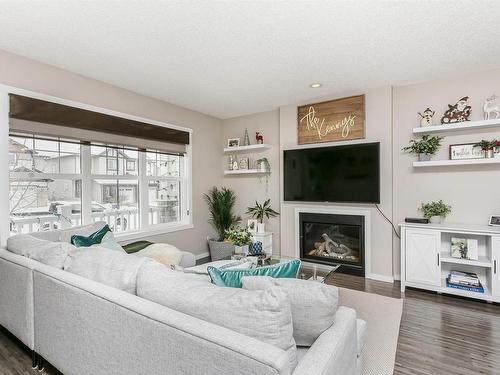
366, 273, 395, 283
195, 252, 210, 260
294, 206, 372, 278
393, 274, 401, 281
115, 223, 194, 242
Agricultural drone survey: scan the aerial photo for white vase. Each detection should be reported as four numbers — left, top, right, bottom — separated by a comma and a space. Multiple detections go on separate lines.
429, 216, 443, 224
234, 245, 249, 255
257, 223, 265, 233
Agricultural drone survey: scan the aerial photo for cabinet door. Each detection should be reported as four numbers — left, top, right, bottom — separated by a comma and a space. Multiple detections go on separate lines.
492, 237, 500, 297
405, 229, 441, 287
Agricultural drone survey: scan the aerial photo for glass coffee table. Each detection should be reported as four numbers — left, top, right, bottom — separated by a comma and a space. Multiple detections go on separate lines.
225, 254, 341, 283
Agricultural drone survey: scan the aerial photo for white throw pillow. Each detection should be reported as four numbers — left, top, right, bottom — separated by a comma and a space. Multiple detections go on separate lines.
64, 247, 151, 294
132, 243, 183, 266
59, 221, 113, 243
242, 276, 339, 346
137, 262, 298, 370
7, 234, 75, 269
91, 240, 126, 252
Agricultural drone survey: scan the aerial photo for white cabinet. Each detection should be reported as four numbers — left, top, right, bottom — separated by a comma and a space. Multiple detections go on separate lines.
492, 237, 500, 297
405, 228, 441, 287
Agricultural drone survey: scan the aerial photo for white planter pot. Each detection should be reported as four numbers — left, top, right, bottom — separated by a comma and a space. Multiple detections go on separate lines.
429, 216, 443, 224
257, 223, 265, 233
418, 153, 432, 162
234, 245, 249, 255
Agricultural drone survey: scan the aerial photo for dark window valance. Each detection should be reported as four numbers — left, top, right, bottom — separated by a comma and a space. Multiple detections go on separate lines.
9, 94, 190, 147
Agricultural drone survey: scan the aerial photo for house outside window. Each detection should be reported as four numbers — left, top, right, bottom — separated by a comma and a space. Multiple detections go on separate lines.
9, 135, 189, 237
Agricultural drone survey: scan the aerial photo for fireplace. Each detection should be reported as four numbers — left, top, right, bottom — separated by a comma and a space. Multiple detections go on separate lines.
299, 212, 365, 276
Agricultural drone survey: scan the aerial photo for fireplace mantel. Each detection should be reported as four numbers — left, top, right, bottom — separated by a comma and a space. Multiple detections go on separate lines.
294, 207, 372, 278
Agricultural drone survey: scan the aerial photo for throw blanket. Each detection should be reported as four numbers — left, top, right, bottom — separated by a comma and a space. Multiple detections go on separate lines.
132, 243, 183, 267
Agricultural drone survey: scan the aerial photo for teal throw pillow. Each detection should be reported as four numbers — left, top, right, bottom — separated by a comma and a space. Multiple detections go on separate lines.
207, 259, 301, 288
71, 224, 112, 247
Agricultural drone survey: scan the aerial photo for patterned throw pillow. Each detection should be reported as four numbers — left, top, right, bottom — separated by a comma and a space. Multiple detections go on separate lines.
207, 259, 301, 288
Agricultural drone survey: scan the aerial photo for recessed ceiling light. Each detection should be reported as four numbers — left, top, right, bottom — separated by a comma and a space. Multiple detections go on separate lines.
310, 83, 322, 88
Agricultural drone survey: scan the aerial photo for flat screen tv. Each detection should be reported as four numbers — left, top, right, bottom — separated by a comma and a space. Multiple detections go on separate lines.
283, 142, 380, 203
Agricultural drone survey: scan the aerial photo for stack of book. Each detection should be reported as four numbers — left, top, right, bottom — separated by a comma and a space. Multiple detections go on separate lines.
446, 270, 484, 293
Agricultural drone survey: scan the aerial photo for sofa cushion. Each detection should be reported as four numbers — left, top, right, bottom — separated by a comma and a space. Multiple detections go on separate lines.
356, 318, 367, 357
207, 259, 301, 288
137, 262, 298, 370
242, 276, 338, 346
59, 221, 113, 243
70, 224, 112, 247
132, 243, 183, 266
7, 234, 75, 269
64, 247, 150, 294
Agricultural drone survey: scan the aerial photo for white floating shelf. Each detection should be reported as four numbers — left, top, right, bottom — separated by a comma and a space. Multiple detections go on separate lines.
223, 144, 271, 153
440, 254, 492, 268
413, 158, 500, 167
224, 169, 267, 175
413, 119, 500, 134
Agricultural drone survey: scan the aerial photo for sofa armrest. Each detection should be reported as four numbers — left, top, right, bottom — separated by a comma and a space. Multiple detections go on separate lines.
293, 306, 358, 375
179, 251, 196, 267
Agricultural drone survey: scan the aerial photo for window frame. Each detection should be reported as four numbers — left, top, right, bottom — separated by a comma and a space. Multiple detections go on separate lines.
1, 86, 193, 245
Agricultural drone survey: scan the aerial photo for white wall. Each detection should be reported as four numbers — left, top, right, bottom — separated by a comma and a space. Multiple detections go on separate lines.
0, 49, 222, 256
221, 110, 280, 250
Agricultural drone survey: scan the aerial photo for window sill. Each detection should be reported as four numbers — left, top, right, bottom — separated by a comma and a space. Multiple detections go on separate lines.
115, 222, 194, 243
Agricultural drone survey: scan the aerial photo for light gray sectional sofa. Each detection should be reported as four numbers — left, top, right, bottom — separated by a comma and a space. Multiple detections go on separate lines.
0, 225, 366, 375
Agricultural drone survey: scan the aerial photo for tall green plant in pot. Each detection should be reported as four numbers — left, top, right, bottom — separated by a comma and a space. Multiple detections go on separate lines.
246, 199, 279, 233
204, 187, 241, 260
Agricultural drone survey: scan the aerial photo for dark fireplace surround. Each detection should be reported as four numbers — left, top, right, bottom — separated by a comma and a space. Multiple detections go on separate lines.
299, 212, 365, 277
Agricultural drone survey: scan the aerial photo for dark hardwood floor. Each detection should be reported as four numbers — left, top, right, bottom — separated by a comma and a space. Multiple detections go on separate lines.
1, 273, 500, 374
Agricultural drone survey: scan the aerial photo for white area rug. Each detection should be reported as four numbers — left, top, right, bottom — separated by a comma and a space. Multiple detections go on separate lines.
339, 288, 403, 375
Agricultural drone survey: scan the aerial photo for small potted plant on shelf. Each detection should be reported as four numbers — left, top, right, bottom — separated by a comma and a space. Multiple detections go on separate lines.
419, 200, 452, 224
204, 187, 241, 260
256, 157, 270, 172
475, 139, 498, 158
246, 199, 279, 233
225, 227, 253, 255
402, 135, 443, 161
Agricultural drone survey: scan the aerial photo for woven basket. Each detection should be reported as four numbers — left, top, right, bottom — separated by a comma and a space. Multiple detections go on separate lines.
208, 240, 235, 261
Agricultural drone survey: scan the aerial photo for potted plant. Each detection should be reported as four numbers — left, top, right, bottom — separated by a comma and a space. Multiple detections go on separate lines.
419, 200, 451, 224
402, 135, 443, 161
246, 199, 279, 233
475, 139, 498, 158
225, 228, 253, 255
256, 157, 270, 172
204, 187, 241, 260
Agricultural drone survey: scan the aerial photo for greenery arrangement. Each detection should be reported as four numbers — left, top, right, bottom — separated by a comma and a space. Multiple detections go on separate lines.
419, 200, 452, 219
246, 199, 279, 223
224, 228, 253, 246
256, 157, 270, 172
475, 139, 499, 151
402, 135, 443, 155
204, 187, 241, 241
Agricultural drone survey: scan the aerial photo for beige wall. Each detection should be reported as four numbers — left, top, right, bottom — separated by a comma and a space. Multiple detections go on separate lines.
0, 49, 222, 256
221, 110, 280, 250
393, 69, 500, 277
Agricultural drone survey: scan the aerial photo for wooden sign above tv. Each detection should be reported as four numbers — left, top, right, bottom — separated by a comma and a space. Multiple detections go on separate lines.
297, 94, 365, 145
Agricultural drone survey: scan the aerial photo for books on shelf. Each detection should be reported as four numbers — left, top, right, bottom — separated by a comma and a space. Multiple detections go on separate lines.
446, 271, 484, 293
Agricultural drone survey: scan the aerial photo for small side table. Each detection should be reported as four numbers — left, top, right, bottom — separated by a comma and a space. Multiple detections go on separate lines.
252, 231, 273, 256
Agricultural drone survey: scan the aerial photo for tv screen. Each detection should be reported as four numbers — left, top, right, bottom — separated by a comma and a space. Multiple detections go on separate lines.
283, 142, 380, 203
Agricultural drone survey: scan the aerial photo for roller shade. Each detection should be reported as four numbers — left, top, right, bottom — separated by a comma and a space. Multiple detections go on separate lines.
9, 94, 189, 154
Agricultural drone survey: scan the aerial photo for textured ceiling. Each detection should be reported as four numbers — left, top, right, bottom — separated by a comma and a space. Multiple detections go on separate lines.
0, 1, 499, 119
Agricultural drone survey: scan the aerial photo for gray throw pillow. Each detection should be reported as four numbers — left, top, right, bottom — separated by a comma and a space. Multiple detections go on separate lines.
242, 276, 338, 346
136, 262, 298, 370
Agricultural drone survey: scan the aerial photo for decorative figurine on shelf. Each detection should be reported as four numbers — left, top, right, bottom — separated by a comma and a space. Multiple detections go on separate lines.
243, 128, 251, 146
256, 132, 264, 144
232, 159, 239, 170
441, 96, 472, 124
417, 108, 435, 127
483, 95, 500, 120
228, 155, 234, 170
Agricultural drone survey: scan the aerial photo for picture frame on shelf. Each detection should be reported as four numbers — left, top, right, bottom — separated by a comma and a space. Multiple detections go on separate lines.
239, 157, 249, 170
449, 143, 483, 160
451, 237, 467, 259
227, 138, 240, 148
247, 219, 258, 233
489, 215, 500, 226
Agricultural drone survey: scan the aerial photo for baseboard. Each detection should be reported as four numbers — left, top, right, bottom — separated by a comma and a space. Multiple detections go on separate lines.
366, 273, 395, 283
195, 252, 210, 260
393, 274, 401, 281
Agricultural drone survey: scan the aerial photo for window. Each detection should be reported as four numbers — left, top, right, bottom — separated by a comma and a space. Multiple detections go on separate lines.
9, 135, 189, 237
